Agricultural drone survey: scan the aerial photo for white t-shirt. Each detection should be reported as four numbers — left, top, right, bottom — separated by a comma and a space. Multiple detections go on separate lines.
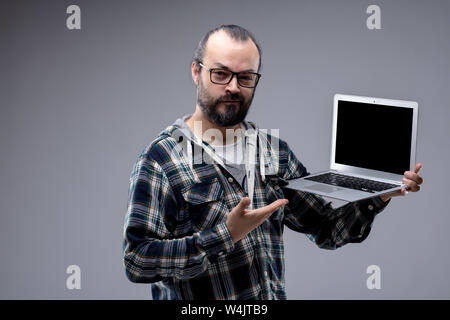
211, 124, 245, 165
211, 123, 248, 191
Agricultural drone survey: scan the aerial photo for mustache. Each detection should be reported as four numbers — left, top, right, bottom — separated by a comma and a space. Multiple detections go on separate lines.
218, 94, 244, 102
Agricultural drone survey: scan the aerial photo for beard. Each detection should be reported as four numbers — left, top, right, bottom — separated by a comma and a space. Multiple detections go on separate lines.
197, 76, 254, 127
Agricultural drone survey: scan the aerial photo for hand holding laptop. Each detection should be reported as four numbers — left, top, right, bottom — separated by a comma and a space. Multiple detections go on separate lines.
380, 163, 424, 202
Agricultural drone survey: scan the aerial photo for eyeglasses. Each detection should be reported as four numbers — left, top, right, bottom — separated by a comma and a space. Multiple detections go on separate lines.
199, 62, 261, 88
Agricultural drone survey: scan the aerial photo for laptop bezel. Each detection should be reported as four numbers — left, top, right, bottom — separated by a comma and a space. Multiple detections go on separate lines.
329, 94, 418, 184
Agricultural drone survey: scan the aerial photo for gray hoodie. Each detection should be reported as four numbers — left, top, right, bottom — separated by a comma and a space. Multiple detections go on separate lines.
171, 113, 279, 209
173, 114, 247, 188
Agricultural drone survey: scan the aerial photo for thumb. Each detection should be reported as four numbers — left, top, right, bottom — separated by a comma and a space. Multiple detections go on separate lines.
414, 163, 422, 174
234, 197, 251, 214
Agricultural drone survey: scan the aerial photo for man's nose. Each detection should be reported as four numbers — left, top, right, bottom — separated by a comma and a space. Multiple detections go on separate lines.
225, 74, 240, 93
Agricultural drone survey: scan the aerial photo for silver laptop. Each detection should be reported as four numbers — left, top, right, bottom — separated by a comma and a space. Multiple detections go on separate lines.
285, 94, 418, 203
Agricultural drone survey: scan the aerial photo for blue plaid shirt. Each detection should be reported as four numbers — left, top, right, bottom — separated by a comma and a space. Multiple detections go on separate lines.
123, 118, 389, 300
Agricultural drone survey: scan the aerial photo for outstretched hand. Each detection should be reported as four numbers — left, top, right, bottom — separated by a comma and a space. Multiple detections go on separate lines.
226, 197, 289, 243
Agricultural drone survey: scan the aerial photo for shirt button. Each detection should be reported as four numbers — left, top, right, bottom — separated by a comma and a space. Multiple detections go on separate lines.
264, 271, 268, 277
258, 236, 262, 242
228, 177, 233, 183
368, 204, 374, 210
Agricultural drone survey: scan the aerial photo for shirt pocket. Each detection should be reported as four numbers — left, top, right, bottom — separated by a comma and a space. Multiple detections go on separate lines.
181, 177, 227, 232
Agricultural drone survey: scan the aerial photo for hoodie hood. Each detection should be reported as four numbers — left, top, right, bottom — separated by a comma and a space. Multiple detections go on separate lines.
162, 114, 280, 209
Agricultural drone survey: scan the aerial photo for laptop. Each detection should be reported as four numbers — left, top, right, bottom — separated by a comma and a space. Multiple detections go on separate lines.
285, 94, 418, 203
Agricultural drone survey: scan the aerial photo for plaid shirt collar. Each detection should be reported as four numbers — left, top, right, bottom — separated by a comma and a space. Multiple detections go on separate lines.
161, 114, 280, 179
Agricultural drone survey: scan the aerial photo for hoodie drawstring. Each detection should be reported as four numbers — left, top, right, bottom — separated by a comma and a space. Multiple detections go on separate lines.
183, 125, 270, 211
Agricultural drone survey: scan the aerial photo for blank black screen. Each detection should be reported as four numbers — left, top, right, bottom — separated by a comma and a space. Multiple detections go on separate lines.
335, 100, 413, 175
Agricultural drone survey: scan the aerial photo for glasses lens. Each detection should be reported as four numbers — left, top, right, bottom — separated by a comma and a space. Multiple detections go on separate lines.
238, 73, 258, 87
211, 69, 232, 84
210, 69, 259, 87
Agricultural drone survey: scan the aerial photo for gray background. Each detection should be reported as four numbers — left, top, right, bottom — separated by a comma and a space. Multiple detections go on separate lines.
1, 0, 449, 299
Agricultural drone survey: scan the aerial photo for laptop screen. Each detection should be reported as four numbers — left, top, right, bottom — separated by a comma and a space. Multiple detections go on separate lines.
335, 100, 413, 175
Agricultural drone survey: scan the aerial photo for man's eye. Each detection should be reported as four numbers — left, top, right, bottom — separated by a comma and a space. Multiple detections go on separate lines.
215, 71, 228, 77
239, 73, 255, 80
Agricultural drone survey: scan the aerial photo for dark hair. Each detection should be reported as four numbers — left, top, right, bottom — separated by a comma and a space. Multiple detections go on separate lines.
193, 24, 262, 72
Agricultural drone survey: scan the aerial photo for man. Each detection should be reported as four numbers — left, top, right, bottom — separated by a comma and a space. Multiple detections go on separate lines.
122, 25, 423, 300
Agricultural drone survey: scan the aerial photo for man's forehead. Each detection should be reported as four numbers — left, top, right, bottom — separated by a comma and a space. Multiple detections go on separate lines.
203, 30, 259, 72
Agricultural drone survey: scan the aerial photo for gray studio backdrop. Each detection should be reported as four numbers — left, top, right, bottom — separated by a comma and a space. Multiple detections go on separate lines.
1, 0, 449, 299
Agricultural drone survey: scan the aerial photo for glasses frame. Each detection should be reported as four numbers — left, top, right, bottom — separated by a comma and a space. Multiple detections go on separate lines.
198, 62, 261, 88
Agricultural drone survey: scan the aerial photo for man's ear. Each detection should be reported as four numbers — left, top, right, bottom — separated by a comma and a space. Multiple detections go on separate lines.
191, 61, 199, 86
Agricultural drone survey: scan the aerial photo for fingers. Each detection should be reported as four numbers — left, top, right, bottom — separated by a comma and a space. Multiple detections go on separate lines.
402, 177, 421, 192
227, 198, 289, 243
266, 199, 289, 212
402, 163, 424, 193
404, 171, 423, 185
382, 163, 423, 200
249, 199, 289, 219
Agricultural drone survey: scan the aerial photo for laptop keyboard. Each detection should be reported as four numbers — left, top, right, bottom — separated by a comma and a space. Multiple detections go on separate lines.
304, 172, 398, 193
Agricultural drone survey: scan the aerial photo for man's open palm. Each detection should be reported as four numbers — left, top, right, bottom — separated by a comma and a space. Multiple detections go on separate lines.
226, 197, 289, 243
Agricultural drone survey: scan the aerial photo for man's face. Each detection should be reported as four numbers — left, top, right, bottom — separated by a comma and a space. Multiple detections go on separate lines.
195, 31, 260, 127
